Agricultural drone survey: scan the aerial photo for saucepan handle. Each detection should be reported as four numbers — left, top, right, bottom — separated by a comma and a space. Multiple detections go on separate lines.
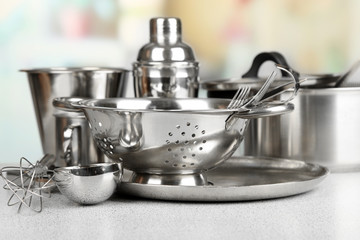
242, 51, 300, 79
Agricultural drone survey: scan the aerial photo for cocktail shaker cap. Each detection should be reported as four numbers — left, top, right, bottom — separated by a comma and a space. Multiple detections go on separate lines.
136, 17, 197, 63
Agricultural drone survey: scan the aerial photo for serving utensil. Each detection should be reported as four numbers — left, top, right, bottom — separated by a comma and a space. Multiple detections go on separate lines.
225, 86, 251, 130
119, 157, 329, 201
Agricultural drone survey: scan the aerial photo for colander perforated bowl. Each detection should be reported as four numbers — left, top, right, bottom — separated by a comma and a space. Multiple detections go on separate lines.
54, 98, 293, 186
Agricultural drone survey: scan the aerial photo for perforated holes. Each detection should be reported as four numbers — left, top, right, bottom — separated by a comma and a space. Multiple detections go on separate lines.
168, 148, 172, 152
195, 125, 199, 129
201, 130, 206, 134
169, 132, 173, 136
187, 122, 190, 126
192, 134, 196, 138
202, 140, 206, 143
181, 132, 185, 136
176, 125, 180, 129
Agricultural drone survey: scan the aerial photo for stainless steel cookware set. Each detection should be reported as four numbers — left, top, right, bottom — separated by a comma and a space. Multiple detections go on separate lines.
1, 18, 331, 211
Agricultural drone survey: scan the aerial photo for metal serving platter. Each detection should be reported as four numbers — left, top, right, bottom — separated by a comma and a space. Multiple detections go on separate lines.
118, 157, 329, 202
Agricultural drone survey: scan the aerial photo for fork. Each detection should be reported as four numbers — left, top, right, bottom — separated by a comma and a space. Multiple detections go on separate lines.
227, 85, 251, 110
225, 86, 251, 130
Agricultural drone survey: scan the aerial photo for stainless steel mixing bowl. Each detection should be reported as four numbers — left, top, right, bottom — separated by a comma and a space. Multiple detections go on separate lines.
54, 163, 122, 204
56, 98, 293, 186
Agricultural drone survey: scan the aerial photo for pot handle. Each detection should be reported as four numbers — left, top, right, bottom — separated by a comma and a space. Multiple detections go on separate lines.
242, 52, 300, 79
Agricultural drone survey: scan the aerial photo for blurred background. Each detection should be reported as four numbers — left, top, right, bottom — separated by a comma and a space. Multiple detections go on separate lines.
1, 0, 360, 163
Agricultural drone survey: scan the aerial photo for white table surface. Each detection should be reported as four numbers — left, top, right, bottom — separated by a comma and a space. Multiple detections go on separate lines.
0, 163, 360, 240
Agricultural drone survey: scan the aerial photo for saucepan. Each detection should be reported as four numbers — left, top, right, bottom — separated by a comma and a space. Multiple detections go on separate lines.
202, 52, 360, 171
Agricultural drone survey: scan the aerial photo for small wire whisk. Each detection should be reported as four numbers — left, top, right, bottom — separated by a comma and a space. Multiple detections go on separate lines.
0, 154, 56, 213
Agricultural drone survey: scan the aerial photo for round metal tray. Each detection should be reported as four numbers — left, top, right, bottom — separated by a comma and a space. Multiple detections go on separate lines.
118, 157, 329, 202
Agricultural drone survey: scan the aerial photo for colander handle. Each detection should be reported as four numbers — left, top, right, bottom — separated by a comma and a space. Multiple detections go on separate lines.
53, 97, 87, 112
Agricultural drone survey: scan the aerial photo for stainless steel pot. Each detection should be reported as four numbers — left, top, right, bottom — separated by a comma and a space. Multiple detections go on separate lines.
244, 87, 360, 171
202, 52, 360, 171
21, 67, 130, 167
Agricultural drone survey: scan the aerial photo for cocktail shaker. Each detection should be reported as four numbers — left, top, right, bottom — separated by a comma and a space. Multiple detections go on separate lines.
133, 17, 199, 98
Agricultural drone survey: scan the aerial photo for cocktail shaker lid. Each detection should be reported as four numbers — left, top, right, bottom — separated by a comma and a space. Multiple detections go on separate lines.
136, 17, 197, 63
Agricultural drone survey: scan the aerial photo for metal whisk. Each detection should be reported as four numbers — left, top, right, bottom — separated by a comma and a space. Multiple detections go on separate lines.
0, 154, 55, 213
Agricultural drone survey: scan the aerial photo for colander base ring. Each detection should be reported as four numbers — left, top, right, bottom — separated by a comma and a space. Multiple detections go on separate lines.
129, 172, 208, 186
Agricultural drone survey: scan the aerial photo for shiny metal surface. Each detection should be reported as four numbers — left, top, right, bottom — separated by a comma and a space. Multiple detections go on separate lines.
244, 87, 360, 171
63, 98, 294, 186
202, 74, 337, 92
225, 86, 250, 130
54, 113, 104, 168
233, 102, 294, 119
118, 157, 329, 201
137, 18, 196, 62
54, 162, 122, 205
133, 17, 199, 98
201, 51, 338, 92
21, 67, 129, 166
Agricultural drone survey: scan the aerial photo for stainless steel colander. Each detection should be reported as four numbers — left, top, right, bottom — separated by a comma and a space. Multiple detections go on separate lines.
54, 98, 293, 186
